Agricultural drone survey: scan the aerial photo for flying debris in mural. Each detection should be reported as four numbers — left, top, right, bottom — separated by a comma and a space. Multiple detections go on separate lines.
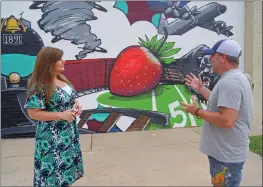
159, 2, 234, 37
114, 1, 233, 37
113, 1, 190, 26
164, 1, 200, 26
29, 1, 108, 59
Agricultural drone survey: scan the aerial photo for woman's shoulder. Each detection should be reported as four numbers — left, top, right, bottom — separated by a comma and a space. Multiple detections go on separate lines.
27, 83, 45, 96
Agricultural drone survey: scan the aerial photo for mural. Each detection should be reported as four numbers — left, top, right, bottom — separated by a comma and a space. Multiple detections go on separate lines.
29, 1, 108, 59
1, 14, 44, 136
1, 1, 244, 137
114, 1, 234, 36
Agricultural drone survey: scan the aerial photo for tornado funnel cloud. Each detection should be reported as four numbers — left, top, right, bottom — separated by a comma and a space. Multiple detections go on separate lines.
29, 1, 108, 59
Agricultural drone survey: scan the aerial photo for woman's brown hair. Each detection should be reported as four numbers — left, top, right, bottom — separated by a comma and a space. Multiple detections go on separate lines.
27, 47, 71, 104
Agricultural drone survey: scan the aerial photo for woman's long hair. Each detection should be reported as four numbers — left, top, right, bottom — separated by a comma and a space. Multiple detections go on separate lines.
27, 47, 71, 104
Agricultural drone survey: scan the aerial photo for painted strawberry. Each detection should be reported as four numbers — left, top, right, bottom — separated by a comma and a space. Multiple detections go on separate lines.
109, 29, 181, 96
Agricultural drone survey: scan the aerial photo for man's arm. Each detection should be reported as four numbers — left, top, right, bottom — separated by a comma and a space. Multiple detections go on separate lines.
196, 107, 239, 128
197, 82, 242, 128
198, 85, 211, 101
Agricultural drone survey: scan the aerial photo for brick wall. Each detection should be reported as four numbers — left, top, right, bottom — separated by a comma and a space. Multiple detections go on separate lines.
244, 1, 262, 126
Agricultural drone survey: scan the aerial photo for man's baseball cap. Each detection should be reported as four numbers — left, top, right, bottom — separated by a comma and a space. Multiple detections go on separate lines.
203, 39, 242, 58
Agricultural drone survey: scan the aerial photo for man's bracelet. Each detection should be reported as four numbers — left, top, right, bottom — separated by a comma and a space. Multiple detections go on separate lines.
194, 108, 202, 119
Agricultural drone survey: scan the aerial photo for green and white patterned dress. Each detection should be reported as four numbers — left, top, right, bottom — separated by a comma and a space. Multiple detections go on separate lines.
24, 84, 84, 187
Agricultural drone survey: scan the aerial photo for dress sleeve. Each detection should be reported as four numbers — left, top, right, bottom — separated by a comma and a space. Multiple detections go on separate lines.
24, 90, 46, 110
70, 85, 78, 100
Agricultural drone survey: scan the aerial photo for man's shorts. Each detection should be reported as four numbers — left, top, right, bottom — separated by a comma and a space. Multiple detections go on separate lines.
208, 156, 245, 187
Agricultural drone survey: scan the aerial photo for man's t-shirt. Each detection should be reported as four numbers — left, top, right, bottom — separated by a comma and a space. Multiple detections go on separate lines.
200, 68, 254, 163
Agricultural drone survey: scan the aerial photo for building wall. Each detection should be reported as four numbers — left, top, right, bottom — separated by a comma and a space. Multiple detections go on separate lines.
1, 1, 251, 136
244, 1, 262, 126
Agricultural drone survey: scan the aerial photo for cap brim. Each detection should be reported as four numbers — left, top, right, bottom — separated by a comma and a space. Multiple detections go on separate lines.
203, 48, 215, 55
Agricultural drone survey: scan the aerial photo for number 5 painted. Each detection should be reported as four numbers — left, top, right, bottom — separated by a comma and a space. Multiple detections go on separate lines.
168, 100, 187, 128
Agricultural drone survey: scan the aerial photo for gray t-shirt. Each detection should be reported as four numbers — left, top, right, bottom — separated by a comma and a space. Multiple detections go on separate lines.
200, 68, 254, 163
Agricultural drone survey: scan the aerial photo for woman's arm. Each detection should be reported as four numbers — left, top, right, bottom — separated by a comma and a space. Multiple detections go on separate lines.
27, 108, 61, 121
27, 108, 75, 122
25, 87, 75, 122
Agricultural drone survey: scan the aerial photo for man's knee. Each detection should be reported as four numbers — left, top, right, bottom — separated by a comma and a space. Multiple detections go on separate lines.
209, 157, 244, 187
211, 166, 227, 186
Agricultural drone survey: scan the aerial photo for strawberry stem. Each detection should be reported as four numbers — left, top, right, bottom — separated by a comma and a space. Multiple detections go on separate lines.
156, 27, 168, 55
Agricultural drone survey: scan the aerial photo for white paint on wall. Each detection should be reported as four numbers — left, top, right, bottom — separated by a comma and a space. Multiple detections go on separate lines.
173, 85, 197, 127
76, 90, 109, 110
1, 1, 245, 69
152, 90, 157, 111
115, 116, 136, 132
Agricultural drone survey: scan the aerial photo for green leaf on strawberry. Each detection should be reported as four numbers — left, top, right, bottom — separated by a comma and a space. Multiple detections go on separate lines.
137, 31, 181, 65
138, 37, 147, 48
150, 34, 158, 51
153, 36, 165, 54
160, 48, 181, 58
157, 42, 175, 56
145, 35, 150, 44
159, 57, 175, 64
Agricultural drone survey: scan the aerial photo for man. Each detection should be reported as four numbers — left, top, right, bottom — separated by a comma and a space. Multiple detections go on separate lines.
181, 39, 254, 187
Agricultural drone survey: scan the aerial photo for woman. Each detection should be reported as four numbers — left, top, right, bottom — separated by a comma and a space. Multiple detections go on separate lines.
24, 47, 84, 187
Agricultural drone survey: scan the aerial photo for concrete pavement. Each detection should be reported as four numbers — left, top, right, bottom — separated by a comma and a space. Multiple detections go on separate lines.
1, 126, 262, 186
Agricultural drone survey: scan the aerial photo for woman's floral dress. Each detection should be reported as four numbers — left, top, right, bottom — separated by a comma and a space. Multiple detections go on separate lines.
24, 84, 84, 187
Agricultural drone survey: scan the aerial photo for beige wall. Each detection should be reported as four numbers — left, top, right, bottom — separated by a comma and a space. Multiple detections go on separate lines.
244, 1, 262, 126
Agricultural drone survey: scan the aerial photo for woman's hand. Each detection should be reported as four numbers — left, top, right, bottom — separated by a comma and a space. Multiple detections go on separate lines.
73, 100, 82, 116
58, 110, 76, 123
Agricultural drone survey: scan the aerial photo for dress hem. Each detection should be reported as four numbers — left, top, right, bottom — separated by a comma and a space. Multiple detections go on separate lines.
68, 172, 84, 187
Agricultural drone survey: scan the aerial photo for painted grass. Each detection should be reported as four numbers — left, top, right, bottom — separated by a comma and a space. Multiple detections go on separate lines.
97, 89, 152, 110
154, 85, 184, 128
97, 85, 205, 129
175, 85, 204, 127
249, 135, 262, 156
154, 85, 204, 128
